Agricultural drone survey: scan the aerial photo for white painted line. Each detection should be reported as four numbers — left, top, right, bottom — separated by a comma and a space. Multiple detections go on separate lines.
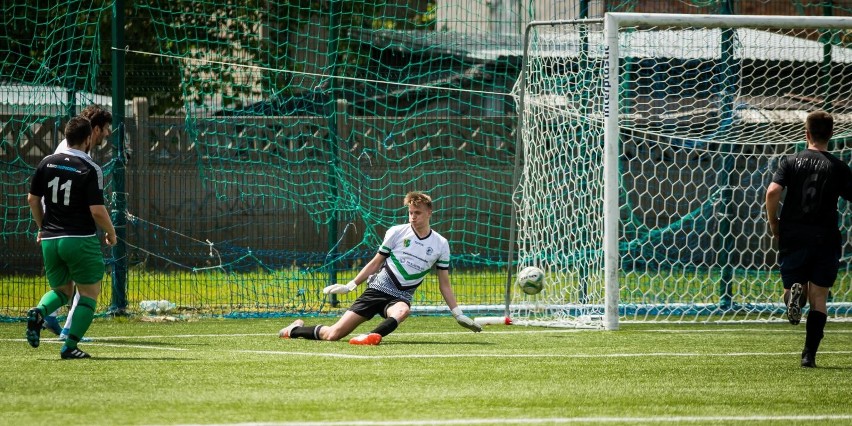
15, 339, 187, 351
1, 325, 851, 343
235, 349, 852, 360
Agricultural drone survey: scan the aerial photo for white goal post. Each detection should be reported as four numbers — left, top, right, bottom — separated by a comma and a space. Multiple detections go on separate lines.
508, 13, 852, 329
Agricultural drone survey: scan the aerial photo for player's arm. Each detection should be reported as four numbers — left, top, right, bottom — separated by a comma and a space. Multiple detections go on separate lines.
765, 182, 783, 239
323, 252, 385, 294
27, 165, 46, 241
27, 193, 44, 243
85, 167, 117, 246
438, 269, 482, 332
90, 205, 117, 246
841, 167, 852, 202
27, 194, 44, 229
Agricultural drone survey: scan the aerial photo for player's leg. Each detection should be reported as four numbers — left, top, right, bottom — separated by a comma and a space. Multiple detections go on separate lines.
800, 245, 837, 368
786, 282, 804, 325
801, 283, 830, 368
62, 283, 99, 357
43, 310, 62, 336
779, 247, 806, 325
318, 310, 371, 340
370, 300, 411, 337
58, 236, 104, 359
350, 300, 411, 345
27, 239, 74, 348
59, 290, 83, 341
280, 310, 370, 340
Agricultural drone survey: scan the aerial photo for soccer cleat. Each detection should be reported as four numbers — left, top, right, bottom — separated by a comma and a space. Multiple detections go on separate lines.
42, 315, 62, 336
60, 346, 91, 360
278, 319, 304, 339
801, 349, 816, 368
349, 333, 382, 346
26, 308, 44, 348
799, 285, 809, 309
786, 283, 803, 325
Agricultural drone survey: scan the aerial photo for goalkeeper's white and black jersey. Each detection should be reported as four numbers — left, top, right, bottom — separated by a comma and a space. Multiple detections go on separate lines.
368, 224, 450, 302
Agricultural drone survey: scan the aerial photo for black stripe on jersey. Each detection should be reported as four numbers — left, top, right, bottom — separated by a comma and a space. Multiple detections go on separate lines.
383, 263, 422, 291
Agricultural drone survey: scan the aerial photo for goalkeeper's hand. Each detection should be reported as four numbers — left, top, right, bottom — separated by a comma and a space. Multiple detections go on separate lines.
323, 281, 357, 295
451, 307, 482, 332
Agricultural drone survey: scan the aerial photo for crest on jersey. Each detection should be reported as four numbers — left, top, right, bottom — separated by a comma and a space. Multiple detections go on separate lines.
426, 247, 433, 256
403, 239, 410, 247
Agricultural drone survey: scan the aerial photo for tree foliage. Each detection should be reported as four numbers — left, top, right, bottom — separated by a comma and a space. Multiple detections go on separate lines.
1, 0, 436, 115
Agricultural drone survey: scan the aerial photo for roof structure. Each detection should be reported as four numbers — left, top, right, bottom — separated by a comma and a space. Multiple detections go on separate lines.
354, 27, 852, 62
0, 84, 134, 117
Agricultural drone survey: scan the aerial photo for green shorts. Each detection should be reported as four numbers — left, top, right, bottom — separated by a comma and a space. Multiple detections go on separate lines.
41, 236, 105, 287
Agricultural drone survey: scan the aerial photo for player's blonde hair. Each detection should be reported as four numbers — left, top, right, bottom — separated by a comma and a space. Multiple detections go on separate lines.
404, 191, 432, 210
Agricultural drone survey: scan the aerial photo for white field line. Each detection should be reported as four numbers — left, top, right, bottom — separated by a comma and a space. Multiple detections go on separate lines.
235, 349, 852, 360
178, 414, 852, 425
6, 334, 851, 358
16, 339, 187, 351
2, 326, 852, 344
4, 326, 852, 343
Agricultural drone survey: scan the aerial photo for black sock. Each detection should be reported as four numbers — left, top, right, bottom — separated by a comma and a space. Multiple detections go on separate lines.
291, 325, 323, 340
804, 310, 827, 354
371, 317, 398, 337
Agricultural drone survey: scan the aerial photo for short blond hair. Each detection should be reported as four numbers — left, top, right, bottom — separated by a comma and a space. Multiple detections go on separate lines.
404, 191, 432, 209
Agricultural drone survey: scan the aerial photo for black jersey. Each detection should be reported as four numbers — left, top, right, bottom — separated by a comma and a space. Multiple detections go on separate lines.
772, 149, 852, 231
29, 148, 105, 239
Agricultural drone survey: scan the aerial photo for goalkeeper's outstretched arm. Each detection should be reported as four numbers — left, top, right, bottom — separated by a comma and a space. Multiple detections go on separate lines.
323, 252, 385, 294
438, 269, 482, 332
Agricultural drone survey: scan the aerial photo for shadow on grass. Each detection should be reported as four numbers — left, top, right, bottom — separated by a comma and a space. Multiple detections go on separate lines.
807, 365, 852, 371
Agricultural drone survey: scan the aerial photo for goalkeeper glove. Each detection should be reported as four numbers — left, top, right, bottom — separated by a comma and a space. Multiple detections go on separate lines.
323, 281, 357, 295
451, 307, 482, 332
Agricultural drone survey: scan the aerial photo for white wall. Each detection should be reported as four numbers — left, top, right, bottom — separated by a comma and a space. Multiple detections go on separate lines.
436, 0, 605, 34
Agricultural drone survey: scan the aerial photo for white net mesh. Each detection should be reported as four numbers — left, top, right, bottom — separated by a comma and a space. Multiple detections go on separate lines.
511, 16, 852, 325
510, 21, 608, 328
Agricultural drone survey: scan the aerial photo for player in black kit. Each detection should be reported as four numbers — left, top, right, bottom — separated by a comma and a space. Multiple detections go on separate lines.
766, 110, 852, 368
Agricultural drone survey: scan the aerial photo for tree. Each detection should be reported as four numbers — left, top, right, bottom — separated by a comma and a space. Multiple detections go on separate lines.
2, 0, 436, 116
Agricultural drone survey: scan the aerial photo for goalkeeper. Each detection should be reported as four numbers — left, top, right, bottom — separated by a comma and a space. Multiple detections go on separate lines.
278, 191, 482, 345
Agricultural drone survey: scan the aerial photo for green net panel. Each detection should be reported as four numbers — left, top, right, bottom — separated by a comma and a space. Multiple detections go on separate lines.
3, 1, 852, 320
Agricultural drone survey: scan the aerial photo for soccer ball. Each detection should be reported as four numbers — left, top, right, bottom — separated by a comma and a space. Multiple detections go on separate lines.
517, 266, 545, 295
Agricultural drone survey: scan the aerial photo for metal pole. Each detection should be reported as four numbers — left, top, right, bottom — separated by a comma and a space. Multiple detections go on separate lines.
603, 13, 620, 330
715, 0, 736, 310
109, 0, 128, 314
820, 1, 835, 112
326, 0, 341, 306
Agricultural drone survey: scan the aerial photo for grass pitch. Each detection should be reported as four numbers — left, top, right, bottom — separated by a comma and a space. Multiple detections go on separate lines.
1, 316, 852, 425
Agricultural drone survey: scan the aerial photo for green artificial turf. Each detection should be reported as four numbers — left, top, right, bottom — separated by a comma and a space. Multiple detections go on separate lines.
1, 317, 851, 425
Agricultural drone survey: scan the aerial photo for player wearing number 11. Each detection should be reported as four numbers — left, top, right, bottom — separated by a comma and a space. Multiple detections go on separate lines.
278, 191, 482, 345
25, 116, 117, 359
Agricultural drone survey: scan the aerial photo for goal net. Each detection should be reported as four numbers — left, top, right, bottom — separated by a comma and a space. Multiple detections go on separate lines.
510, 13, 852, 329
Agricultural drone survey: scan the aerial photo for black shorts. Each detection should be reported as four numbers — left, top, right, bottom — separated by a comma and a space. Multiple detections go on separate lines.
348, 288, 410, 320
779, 227, 841, 289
